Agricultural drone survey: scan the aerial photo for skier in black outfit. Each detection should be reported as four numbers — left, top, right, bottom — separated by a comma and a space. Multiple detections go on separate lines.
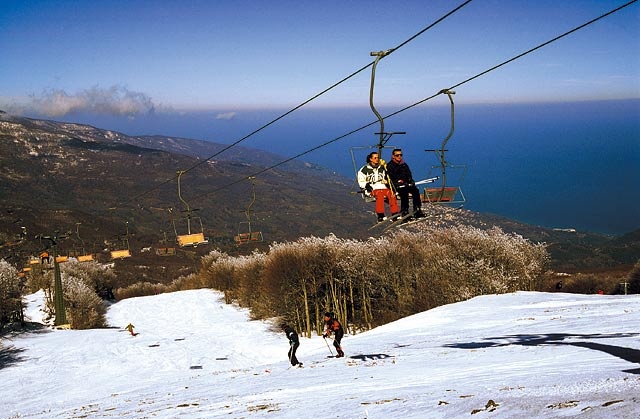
387, 148, 425, 220
323, 312, 345, 357
282, 324, 302, 366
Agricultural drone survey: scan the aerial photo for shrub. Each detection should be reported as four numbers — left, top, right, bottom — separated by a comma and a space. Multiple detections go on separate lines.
61, 273, 106, 329
114, 281, 168, 300
0, 260, 24, 329
196, 225, 550, 334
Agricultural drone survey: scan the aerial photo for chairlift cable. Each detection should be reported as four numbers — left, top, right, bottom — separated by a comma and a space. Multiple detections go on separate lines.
448, 0, 638, 92
198, 0, 637, 199
116, 0, 474, 207
115, 0, 634, 209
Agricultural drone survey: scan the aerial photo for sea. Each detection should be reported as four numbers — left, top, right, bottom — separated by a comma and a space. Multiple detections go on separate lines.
63, 99, 639, 236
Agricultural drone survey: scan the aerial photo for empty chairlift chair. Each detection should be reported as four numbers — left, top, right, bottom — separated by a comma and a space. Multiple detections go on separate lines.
422, 89, 467, 206
173, 171, 209, 248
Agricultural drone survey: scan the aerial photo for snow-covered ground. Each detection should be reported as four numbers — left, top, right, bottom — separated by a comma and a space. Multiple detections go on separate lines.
1, 289, 639, 418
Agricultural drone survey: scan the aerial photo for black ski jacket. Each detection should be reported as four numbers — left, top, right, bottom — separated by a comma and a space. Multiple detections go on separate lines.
284, 327, 299, 345
387, 160, 415, 188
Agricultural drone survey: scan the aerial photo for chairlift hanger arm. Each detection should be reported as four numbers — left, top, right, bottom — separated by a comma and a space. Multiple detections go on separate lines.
374, 131, 406, 147
439, 89, 456, 162
176, 170, 192, 213
245, 176, 257, 222
369, 49, 394, 151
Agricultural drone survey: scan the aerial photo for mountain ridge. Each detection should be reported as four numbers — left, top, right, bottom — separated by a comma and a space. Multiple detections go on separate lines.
1, 111, 637, 282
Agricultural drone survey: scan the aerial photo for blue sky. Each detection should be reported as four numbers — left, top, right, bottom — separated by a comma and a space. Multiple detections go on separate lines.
1, 0, 638, 117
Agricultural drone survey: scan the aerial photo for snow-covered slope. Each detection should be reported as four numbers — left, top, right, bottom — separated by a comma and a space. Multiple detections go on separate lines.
2, 289, 639, 418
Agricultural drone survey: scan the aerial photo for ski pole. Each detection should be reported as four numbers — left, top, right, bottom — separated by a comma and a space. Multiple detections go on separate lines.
323, 335, 334, 356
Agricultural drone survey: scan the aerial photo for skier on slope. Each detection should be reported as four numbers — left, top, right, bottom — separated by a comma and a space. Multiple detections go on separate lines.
282, 324, 302, 367
323, 312, 345, 358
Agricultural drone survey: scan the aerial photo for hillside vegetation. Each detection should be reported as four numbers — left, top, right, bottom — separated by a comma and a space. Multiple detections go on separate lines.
1, 112, 638, 333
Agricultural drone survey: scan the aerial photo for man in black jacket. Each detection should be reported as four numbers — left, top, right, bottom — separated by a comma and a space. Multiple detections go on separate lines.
387, 148, 425, 219
282, 324, 302, 366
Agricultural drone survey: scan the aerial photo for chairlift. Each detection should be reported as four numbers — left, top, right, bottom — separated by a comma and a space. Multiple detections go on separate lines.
350, 50, 406, 202
422, 89, 467, 205
110, 221, 132, 260
55, 255, 69, 263
51, 237, 69, 263
173, 171, 209, 248
235, 176, 264, 245
72, 223, 94, 262
156, 231, 176, 256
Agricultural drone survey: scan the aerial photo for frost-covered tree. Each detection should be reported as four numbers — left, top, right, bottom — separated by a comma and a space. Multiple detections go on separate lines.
0, 259, 24, 329
61, 260, 117, 300
195, 224, 550, 333
61, 273, 106, 329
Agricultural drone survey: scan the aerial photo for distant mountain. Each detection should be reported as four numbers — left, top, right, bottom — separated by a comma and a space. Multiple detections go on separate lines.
1, 112, 636, 282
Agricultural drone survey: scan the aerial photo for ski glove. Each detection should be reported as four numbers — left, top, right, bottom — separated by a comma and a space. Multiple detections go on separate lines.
365, 183, 373, 193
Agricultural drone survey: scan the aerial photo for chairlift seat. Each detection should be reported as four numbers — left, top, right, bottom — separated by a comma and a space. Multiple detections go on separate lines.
110, 249, 131, 259
77, 254, 94, 262
177, 232, 208, 247
235, 233, 250, 245
55, 256, 69, 263
156, 247, 176, 256
422, 187, 458, 203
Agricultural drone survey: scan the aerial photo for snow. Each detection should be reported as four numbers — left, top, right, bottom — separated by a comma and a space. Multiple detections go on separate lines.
2, 289, 639, 418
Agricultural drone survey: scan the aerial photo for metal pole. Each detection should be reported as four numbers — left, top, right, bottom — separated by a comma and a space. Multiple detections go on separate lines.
52, 244, 67, 326
39, 232, 68, 326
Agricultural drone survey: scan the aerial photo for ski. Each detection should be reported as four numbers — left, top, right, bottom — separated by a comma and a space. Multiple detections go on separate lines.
381, 211, 421, 231
384, 214, 429, 230
414, 176, 439, 186
368, 214, 404, 230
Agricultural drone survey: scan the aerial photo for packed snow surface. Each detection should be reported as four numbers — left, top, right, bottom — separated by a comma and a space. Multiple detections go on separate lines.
2, 289, 639, 418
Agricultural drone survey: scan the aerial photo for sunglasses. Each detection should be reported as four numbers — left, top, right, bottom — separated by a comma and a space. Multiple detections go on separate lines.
393, 153, 402, 157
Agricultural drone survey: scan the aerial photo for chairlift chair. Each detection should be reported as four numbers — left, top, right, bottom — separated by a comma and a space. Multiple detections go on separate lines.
351, 49, 407, 204
73, 223, 94, 262
173, 171, 209, 248
235, 177, 264, 245
422, 89, 467, 205
156, 231, 176, 256
110, 221, 132, 260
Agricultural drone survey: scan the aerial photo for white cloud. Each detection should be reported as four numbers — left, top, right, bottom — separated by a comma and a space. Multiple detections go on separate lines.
21, 85, 158, 117
215, 111, 237, 120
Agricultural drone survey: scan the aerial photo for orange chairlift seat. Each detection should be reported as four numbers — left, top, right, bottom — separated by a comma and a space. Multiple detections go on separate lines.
173, 171, 209, 248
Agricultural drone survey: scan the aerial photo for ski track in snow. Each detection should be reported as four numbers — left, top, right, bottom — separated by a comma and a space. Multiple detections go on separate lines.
1, 289, 639, 418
